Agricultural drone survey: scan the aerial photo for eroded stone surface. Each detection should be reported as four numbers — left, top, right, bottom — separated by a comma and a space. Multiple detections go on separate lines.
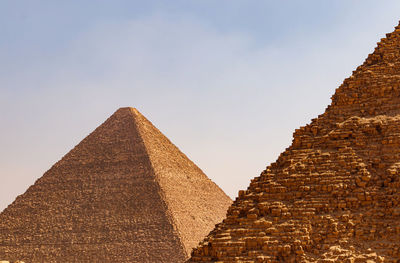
0, 108, 231, 263
189, 21, 400, 263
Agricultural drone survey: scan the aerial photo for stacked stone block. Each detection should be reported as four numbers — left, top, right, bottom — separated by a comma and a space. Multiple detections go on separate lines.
189, 21, 400, 263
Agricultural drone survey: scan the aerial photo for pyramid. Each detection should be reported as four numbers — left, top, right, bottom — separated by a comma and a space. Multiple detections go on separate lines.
0, 107, 232, 262
189, 22, 400, 262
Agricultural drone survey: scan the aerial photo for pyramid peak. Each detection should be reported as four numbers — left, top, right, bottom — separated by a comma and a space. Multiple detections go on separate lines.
109, 107, 144, 122
114, 106, 140, 114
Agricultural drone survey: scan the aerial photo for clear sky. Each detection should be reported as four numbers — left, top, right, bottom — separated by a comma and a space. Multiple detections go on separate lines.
1, 1, 400, 211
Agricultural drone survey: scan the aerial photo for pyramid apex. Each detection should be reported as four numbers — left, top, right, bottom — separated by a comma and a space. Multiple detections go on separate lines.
114, 107, 142, 117
116, 106, 138, 112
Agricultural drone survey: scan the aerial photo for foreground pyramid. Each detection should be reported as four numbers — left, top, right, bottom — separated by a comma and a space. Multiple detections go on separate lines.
189, 22, 400, 262
0, 107, 231, 262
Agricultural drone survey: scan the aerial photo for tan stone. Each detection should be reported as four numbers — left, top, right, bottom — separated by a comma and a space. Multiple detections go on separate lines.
0, 108, 232, 262
189, 20, 400, 263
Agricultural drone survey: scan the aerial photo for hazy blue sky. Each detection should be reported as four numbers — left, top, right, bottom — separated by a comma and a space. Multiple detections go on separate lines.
1, 1, 400, 211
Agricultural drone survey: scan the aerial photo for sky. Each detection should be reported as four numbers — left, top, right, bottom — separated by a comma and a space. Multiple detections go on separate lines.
1, 1, 400, 211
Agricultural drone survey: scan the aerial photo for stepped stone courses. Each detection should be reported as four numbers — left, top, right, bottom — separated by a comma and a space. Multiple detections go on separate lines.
0, 107, 232, 263
189, 22, 400, 262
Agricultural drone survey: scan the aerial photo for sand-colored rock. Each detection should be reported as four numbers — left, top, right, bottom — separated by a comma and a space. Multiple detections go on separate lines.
189, 21, 400, 263
0, 107, 231, 262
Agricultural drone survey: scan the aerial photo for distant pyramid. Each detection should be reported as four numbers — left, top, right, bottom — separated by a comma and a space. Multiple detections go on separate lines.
0, 107, 231, 262
189, 22, 400, 262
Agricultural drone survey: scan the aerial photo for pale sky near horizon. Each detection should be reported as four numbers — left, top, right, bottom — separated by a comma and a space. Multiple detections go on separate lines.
1, 1, 400, 211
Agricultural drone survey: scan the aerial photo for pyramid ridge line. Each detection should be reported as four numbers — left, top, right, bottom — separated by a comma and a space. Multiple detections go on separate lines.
126, 106, 189, 257
130, 108, 232, 256
137, 110, 231, 202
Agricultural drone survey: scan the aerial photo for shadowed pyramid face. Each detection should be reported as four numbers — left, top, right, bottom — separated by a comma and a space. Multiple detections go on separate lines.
0, 107, 231, 263
189, 22, 400, 262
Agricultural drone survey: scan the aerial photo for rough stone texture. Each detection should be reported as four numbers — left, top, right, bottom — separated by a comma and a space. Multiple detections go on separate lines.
189, 22, 400, 263
0, 107, 231, 263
